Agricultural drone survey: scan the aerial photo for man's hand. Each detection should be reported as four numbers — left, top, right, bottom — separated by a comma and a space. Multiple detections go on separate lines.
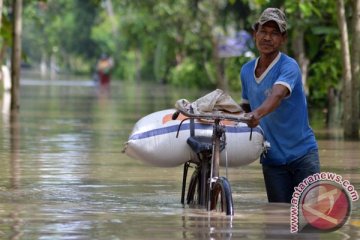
244, 112, 260, 128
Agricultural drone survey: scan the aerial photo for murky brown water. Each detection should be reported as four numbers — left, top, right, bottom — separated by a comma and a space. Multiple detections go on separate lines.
0, 77, 359, 239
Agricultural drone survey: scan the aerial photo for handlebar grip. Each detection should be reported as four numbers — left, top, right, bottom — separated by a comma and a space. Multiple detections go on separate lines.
172, 111, 180, 120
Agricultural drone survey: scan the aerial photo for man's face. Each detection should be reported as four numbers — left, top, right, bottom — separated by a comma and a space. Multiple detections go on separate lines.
254, 21, 286, 55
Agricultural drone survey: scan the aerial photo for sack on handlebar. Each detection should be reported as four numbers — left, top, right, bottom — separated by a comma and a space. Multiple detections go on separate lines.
123, 109, 267, 168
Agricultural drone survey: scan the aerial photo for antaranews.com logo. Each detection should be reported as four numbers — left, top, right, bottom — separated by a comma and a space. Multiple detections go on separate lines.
290, 172, 359, 233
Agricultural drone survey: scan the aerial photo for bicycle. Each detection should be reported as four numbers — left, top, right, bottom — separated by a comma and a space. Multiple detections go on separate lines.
172, 101, 252, 216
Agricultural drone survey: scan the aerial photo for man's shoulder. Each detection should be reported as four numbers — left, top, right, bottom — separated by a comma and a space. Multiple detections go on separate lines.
279, 53, 300, 71
242, 58, 257, 70
280, 53, 298, 65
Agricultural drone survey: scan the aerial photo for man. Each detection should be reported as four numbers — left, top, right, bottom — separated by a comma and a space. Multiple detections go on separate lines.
240, 8, 320, 203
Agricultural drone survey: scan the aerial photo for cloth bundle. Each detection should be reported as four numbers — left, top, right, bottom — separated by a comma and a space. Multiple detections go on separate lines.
176, 89, 243, 115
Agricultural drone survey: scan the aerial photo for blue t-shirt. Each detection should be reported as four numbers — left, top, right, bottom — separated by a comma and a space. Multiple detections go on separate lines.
240, 53, 318, 165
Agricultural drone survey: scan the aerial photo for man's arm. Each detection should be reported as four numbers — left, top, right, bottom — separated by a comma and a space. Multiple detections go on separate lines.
245, 84, 289, 128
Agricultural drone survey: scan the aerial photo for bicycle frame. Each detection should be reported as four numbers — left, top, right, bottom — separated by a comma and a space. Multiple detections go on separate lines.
208, 119, 222, 210
173, 105, 251, 215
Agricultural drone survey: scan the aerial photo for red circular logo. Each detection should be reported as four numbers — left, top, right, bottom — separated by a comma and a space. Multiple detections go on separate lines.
301, 182, 351, 231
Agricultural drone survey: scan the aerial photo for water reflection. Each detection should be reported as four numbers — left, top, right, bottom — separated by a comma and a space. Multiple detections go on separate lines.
0, 77, 358, 239
1, 91, 23, 239
181, 213, 234, 239
9, 111, 20, 190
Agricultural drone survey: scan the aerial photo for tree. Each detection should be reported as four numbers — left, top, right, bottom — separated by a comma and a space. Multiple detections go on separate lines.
350, 0, 360, 138
336, 0, 359, 139
10, 0, 23, 111
0, 0, 4, 69
288, 1, 310, 94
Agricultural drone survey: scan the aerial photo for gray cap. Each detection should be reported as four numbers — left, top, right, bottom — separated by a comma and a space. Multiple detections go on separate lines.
254, 8, 287, 33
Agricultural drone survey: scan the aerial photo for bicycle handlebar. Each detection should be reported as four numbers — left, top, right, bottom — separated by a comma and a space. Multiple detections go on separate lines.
173, 103, 251, 123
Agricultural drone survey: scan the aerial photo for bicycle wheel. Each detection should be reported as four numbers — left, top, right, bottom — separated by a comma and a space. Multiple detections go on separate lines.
187, 161, 210, 207
186, 168, 200, 205
210, 177, 234, 215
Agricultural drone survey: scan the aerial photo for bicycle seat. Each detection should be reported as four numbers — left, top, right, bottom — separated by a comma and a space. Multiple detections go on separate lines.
187, 136, 225, 154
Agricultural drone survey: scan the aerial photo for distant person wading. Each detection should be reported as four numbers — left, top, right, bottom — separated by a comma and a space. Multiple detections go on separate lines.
96, 54, 114, 87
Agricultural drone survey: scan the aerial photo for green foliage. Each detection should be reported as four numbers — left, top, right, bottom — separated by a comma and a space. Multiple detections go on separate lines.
284, 0, 342, 104
11, 0, 356, 108
0, 8, 12, 45
169, 58, 214, 89
91, 12, 116, 55
307, 37, 342, 105
121, 50, 137, 82
226, 55, 253, 91
154, 36, 168, 83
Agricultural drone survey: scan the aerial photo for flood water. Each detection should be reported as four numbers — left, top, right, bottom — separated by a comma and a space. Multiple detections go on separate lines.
0, 76, 359, 240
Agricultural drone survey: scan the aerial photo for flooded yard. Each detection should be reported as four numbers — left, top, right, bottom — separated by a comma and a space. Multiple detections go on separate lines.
0, 77, 359, 239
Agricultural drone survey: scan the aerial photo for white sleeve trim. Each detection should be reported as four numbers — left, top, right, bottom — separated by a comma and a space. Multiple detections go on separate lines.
275, 81, 292, 96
